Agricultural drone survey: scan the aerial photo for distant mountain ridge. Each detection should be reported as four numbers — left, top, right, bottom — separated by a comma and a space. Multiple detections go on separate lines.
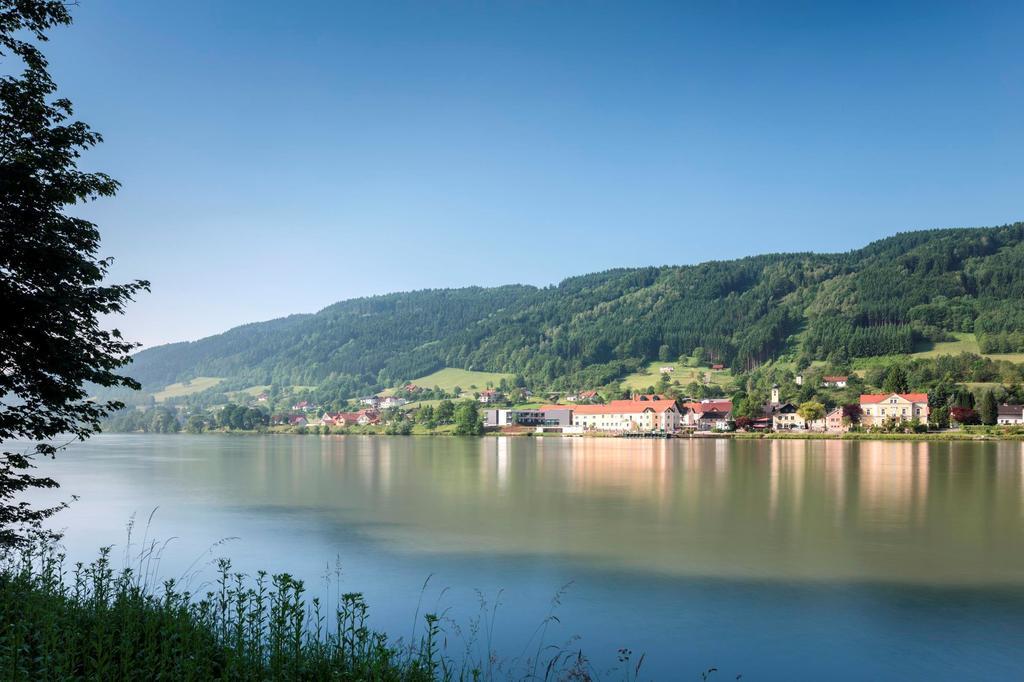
125, 222, 1024, 398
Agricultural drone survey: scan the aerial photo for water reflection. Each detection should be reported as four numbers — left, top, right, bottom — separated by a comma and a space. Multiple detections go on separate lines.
27, 434, 1024, 681
36, 435, 1024, 586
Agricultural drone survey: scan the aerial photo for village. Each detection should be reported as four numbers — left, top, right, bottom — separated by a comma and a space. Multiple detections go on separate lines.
276, 372, 1024, 437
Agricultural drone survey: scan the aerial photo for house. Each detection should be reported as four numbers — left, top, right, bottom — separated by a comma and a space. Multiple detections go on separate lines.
771, 403, 806, 430
288, 415, 307, 426
356, 409, 380, 426
748, 416, 772, 431
711, 363, 725, 370
823, 376, 849, 388
997, 404, 1024, 425
825, 406, 845, 432
292, 400, 311, 411
320, 412, 337, 426
359, 396, 380, 407
659, 366, 675, 374
477, 389, 504, 404
380, 396, 407, 409
330, 412, 361, 427
546, 399, 681, 433
566, 390, 598, 403
795, 374, 803, 386
760, 385, 806, 430
256, 392, 269, 402
680, 400, 733, 429
698, 409, 732, 431
859, 393, 929, 426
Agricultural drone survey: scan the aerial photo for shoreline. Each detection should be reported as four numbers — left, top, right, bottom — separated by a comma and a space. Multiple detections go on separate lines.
99, 427, 1024, 442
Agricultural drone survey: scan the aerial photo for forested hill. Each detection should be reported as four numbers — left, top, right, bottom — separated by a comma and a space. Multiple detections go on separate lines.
124, 222, 1024, 398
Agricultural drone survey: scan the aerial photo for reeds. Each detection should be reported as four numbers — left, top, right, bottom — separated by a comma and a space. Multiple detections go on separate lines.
0, 541, 645, 681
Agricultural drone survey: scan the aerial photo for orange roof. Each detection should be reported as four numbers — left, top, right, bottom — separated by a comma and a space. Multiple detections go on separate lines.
540, 400, 678, 415
860, 393, 928, 404
824, 376, 848, 382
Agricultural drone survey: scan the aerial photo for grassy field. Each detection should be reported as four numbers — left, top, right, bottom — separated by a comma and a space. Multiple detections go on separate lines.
153, 376, 223, 402
235, 384, 271, 397
620, 361, 734, 391
853, 332, 1024, 371
382, 367, 514, 395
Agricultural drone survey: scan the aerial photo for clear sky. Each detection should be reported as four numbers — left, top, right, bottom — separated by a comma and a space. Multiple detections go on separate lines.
44, 1, 1024, 347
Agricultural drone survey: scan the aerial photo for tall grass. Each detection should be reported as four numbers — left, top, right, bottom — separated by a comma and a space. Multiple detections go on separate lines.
0, 541, 648, 681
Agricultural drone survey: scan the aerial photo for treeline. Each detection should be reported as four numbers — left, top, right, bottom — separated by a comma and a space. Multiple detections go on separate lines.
115, 223, 1024, 402
103, 403, 270, 434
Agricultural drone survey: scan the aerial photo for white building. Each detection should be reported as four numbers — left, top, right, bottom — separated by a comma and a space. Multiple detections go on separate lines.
997, 404, 1024, 425
551, 397, 681, 433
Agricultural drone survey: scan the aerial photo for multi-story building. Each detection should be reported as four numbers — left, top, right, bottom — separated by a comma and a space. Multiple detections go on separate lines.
484, 408, 572, 428
772, 402, 806, 430
859, 393, 929, 426
551, 397, 681, 433
680, 400, 733, 429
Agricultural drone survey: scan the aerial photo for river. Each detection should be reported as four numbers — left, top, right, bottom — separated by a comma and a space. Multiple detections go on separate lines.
28, 434, 1024, 679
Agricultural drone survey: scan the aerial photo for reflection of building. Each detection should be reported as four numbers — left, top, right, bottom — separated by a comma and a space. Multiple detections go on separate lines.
856, 441, 929, 525
860, 393, 929, 426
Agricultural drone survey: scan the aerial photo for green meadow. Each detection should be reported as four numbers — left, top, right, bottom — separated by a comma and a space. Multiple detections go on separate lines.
152, 376, 223, 402
381, 367, 515, 396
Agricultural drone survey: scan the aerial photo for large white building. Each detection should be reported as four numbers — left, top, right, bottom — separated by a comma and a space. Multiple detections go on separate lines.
860, 393, 929, 426
544, 396, 681, 433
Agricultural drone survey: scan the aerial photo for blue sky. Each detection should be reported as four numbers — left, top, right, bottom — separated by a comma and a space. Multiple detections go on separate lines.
44, 1, 1024, 347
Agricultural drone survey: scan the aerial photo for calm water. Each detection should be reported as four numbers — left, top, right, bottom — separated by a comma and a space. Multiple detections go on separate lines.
27, 434, 1024, 679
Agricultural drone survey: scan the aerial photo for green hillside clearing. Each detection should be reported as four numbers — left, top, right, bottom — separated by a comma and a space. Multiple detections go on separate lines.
382, 368, 514, 395
853, 333, 1024, 370
620, 361, 734, 391
153, 377, 223, 402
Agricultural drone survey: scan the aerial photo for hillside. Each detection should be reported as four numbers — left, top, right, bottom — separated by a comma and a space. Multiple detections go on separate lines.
122, 222, 1024, 401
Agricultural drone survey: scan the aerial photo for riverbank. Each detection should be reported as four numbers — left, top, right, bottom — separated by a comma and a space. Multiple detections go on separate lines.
102, 424, 1024, 441
733, 429, 1024, 442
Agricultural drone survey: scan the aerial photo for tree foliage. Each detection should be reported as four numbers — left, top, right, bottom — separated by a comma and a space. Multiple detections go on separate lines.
116, 222, 1024, 404
0, 2, 148, 546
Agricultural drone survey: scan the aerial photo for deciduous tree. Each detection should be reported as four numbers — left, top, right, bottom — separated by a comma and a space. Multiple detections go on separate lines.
1, 2, 148, 546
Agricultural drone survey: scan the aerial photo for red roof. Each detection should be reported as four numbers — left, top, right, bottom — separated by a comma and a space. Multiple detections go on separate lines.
682, 400, 732, 414
544, 399, 679, 413
824, 376, 848, 382
860, 393, 928, 404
